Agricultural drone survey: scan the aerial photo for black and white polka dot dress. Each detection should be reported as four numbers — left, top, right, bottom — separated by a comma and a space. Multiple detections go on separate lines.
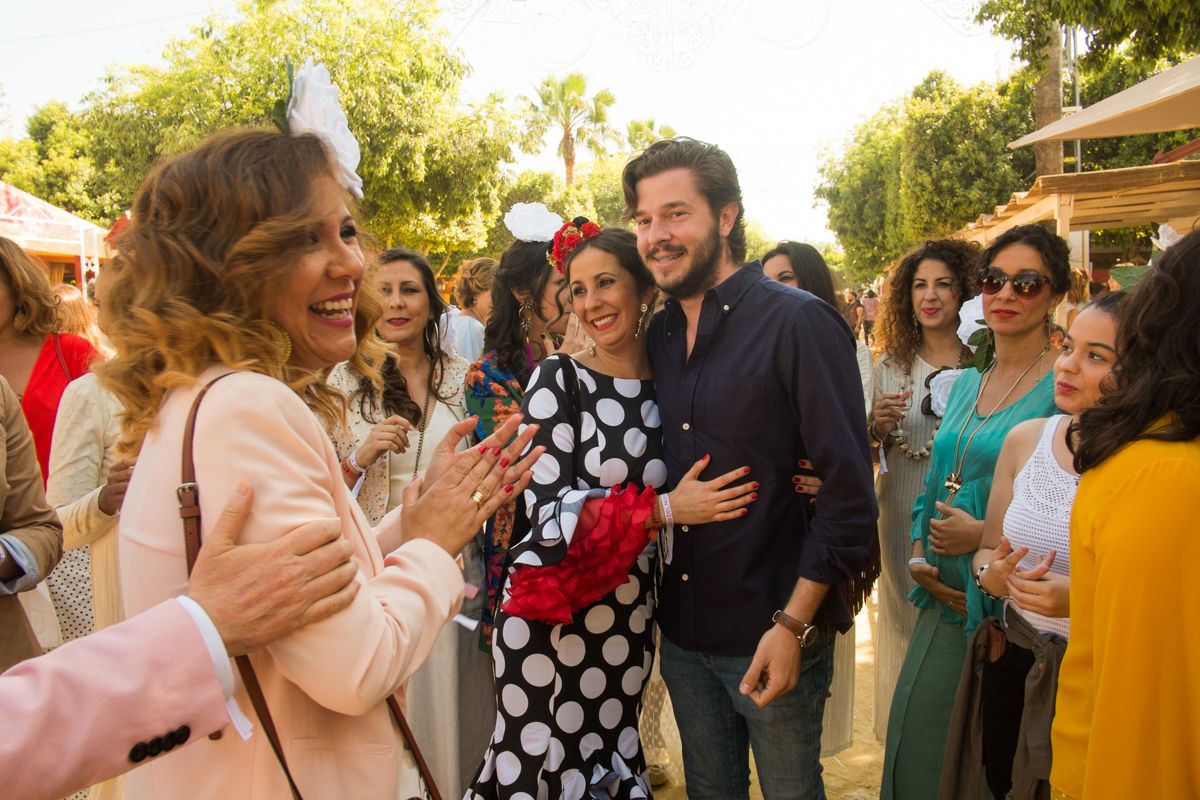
467, 355, 666, 799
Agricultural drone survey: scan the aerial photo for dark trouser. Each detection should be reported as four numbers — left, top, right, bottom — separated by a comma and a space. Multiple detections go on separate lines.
863, 320, 875, 345
981, 641, 1035, 799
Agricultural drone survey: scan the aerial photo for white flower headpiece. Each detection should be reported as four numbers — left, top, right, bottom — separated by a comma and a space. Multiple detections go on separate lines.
286, 59, 363, 198
504, 202, 562, 243
1151, 222, 1183, 252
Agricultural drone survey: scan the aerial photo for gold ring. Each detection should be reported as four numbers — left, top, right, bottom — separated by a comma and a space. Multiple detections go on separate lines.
470, 490, 486, 508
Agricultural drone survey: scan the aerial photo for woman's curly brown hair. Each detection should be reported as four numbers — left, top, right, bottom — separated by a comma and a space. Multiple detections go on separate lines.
873, 238, 980, 370
0, 236, 60, 340
97, 128, 387, 456
1075, 229, 1200, 472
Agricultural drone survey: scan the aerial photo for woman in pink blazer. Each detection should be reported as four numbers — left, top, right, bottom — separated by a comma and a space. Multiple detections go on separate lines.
99, 129, 540, 799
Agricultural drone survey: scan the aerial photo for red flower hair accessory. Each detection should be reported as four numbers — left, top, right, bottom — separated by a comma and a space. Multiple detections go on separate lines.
548, 216, 602, 274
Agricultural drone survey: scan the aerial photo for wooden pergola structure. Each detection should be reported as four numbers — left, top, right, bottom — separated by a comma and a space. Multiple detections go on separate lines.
953, 160, 1200, 250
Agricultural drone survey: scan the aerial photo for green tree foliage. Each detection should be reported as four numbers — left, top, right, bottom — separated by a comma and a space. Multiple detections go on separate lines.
742, 220, 776, 264
898, 72, 1034, 242
3, 0, 519, 252
523, 73, 619, 186
978, 0, 1200, 66
626, 119, 677, 151
0, 102, 125, 223
815, 105, 905, 278
817, 71, 1035, 280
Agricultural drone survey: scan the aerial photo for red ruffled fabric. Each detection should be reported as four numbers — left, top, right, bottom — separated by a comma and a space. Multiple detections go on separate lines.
502, 484, 657, 625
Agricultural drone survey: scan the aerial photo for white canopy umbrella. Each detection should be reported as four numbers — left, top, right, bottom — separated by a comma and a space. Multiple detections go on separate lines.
1010, 54, 1200, 149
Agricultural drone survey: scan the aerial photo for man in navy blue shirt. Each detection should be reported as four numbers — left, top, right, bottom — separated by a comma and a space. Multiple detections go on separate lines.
623, 138, 877, 798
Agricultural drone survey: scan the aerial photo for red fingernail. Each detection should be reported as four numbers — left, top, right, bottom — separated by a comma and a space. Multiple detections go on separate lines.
795, 486, 803, 493
742, 467, 751, 474
492, 447, 502, 457
750, 493, 758, 500
752, 482, 760, 490
741, 508, 749, 516
499, 458, 510, 469
810, 498, 817, 505
478, 444, 488, 454
504, 485, 513, 494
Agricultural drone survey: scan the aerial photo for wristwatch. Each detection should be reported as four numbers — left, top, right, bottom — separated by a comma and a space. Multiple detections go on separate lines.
772, 610, 819, 648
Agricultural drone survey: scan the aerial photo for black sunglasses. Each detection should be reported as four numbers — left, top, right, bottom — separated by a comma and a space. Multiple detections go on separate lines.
978, 267, 1050, 298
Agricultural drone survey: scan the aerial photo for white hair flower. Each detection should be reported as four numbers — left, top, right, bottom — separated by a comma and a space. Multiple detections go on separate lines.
957, 295, 986, 351
503, 202, 562, 243
287, 59, 363, 198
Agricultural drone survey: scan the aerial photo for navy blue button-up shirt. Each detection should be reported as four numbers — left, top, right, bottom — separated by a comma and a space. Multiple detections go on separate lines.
649, 261, 877, 656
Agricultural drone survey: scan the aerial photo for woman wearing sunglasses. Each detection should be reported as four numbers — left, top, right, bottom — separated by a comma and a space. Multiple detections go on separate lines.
938, 290, 1126, 799
881, 224, 1069, 800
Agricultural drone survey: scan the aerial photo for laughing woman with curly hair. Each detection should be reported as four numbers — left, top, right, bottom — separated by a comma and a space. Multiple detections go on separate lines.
101, 127, 539, 800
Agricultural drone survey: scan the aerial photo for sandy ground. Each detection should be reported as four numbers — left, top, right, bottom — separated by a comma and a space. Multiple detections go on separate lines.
655, 599, 885, 799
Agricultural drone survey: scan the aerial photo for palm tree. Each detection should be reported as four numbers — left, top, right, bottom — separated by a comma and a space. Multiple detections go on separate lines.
626, 118, 677, 151
523, 73, 618, 186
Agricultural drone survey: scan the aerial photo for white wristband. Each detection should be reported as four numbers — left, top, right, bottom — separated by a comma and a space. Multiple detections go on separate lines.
908, 556, 928, 567
347, 449, 368, 474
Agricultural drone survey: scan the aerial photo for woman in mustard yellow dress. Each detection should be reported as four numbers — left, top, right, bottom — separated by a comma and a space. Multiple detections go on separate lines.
1052, 229, 1200, 799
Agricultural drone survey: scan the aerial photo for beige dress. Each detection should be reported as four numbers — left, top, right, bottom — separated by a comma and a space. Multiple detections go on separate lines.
44, 373, 125, 800
820, 339, 875, 756
45, 374, 124, 634
328, 357, 494, 799
870, 354, 939, 742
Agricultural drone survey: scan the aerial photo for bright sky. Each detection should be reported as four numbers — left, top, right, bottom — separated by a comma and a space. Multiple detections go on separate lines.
1, 0, 1019, 243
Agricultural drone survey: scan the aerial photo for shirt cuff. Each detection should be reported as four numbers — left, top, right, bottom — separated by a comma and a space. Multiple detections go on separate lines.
175, 595, 255, 740
0, 535, 41, 594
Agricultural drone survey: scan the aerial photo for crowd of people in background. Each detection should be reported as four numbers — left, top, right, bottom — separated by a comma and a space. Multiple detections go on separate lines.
1, 103, 1198, 800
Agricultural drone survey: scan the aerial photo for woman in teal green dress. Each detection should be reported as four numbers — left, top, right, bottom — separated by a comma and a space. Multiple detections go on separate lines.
881, 225, 1071, 799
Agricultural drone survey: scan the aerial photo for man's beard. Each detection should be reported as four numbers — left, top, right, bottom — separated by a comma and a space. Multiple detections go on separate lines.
650, 222, 723, 300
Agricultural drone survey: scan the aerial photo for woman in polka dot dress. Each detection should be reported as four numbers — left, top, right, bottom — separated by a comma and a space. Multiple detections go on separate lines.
467, 224, 757, 799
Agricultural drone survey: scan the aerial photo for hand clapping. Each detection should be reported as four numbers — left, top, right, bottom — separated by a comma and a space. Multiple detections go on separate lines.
401, 414, 544, 557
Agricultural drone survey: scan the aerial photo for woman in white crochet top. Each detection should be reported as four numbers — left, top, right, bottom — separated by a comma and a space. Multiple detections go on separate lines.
967, 290, 1128, 799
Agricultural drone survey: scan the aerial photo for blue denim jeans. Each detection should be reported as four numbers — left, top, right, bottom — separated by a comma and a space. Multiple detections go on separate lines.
659, 628, 835, 800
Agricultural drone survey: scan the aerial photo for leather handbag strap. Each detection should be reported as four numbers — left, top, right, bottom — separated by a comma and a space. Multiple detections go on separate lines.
388, 696, 443, 800
52, 334, 74, 381
235, 656, 305, 800
179, 372, 441, 800
178, 374, 302, 799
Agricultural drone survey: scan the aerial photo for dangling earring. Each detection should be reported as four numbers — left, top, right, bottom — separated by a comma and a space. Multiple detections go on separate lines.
268, 322, 293, 363
519, 300, 533, 342
634, 303, 650, 339
912, 312, 921, 335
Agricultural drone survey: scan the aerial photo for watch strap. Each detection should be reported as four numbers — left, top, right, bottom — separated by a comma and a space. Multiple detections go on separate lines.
772, 609, 817, 645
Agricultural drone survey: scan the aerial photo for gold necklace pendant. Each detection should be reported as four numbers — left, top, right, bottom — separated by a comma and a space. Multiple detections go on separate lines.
944, 472, 963, 494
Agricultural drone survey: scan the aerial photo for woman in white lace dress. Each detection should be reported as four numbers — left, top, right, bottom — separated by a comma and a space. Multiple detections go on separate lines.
327, 247, 491, 799
954, 291, 1127, 799
867, 239, 978, 742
